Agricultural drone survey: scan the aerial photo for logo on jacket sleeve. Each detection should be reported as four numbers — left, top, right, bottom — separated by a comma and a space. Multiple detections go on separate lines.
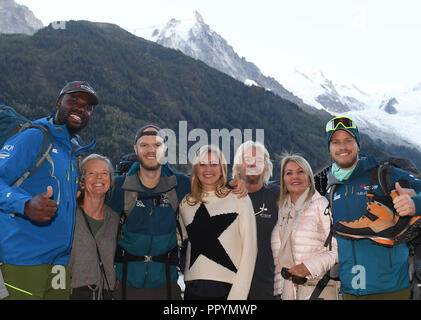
0, 152, 11, 159
2, 145, 14, 152
0, 145, 13, 159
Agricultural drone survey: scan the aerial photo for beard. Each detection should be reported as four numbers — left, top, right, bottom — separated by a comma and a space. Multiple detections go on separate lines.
138, 155, 161, 171
244, 174, 263, 185
334, 154, 358, 170
55, 106, 88, 135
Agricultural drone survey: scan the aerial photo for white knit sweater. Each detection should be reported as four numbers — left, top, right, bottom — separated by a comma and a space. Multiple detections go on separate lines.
179, 191, 257, 300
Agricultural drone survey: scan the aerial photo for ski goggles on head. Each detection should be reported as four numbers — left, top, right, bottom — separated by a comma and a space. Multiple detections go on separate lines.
325, 116, 357, 132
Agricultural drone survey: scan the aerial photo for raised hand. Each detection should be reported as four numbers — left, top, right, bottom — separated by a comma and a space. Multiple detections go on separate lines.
393, 182, 416, 217
229, 174, 248, 198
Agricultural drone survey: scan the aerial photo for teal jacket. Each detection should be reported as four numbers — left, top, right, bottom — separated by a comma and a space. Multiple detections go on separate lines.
328, 155, 421, 296
107, 162, 190, 289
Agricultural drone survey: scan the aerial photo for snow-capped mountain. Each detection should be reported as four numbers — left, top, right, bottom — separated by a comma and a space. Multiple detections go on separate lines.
276, 67, 421, 151
275, 68, 381, 112
350, 84, 421, 149
132, 11, 304, 106
132, 13, 421, 153
0, 0, 43, 35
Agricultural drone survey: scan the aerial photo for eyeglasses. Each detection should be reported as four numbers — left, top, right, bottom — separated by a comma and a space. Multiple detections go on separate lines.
325, 116, 356, 132
281, 267, 307, 285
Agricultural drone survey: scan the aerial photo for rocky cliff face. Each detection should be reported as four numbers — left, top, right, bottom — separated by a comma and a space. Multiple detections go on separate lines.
0, 0, 43, 35
134, 11, 304, 106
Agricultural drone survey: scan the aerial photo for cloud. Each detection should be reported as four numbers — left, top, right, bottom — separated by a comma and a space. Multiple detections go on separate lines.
352, 6, 367, 31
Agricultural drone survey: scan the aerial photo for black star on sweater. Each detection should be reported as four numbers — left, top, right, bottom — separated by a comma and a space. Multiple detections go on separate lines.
186, 203, 238, 273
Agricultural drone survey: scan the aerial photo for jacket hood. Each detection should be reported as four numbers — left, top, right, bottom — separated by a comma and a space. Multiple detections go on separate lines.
327, 155, 378, 188
33, 116, 96, 155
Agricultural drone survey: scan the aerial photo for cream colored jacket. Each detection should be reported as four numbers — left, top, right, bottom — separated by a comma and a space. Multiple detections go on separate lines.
271, 191, 338, 298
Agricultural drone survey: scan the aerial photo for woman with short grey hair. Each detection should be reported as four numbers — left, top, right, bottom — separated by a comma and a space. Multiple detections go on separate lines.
69, 153, 119, 300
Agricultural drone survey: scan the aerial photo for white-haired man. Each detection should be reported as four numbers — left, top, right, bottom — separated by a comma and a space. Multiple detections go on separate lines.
233, 141, 279, 300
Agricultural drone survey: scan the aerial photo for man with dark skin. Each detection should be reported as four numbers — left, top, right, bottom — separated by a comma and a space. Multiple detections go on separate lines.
25, 90, 96, 222
0, 81, 98, 300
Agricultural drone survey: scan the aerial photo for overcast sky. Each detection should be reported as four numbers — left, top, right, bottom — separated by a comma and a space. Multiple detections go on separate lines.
15, 0, 421, 93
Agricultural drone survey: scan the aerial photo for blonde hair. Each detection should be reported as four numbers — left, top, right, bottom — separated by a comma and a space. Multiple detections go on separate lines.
279, 153, 315, 207
186, 145, 230, 206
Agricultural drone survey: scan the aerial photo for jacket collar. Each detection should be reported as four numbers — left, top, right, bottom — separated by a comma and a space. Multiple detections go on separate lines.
123, 162, 178, 194
122, 173, 177, 194
33, 116, 96, 155
327, 154, 378, 188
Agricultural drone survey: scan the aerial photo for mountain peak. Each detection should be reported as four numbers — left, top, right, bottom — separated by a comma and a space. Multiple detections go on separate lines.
193, 10, 205, 24
167, 18, 180, 27
131, 12, 304, 110
0, 0, 16, 9
0, 0, 43, 35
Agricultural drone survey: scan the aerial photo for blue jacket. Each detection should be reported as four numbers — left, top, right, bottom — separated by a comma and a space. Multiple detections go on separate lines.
107, 162, 190, 289
328, 155, 421, 296
0, 116, 95, 266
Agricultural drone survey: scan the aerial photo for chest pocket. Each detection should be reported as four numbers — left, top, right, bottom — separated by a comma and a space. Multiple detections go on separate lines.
125, 193, 175, 235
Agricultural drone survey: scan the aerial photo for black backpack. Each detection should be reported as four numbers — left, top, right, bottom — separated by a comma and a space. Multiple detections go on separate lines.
115, 152, 137, 176
314, 157, 421, 196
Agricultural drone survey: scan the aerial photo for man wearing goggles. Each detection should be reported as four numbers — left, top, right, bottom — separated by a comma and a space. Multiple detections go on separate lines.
325, 116, 357, 133
325, 116, 421, 300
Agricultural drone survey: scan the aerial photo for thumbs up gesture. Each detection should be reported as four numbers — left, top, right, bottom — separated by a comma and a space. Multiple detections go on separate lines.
393, 182, 416, 217
24, 186, 57, 222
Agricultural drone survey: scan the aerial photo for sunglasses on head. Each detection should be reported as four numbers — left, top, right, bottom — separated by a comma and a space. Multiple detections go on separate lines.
325, 116, 356, 132
281, 267, 307, 285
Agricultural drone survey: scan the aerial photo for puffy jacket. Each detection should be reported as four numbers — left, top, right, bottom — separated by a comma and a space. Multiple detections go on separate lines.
0, 116, 95, 266
272, 191, 338, 296
107, 162, 190, 289
328, 155, 421, 296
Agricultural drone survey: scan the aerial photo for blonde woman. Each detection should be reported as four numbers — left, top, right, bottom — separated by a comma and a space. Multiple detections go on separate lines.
179, 145, 257, 300
271, 154, 338, 300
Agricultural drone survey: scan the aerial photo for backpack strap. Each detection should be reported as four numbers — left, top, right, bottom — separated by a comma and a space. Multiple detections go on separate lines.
116, 173, 181, 300
12, 125, 54, 188
9, 125, 55, 218
323, 184, 336, 250
79, 207, 115, 300
377, 163, 393, 195
310, 184, 339, 300
117, 174, 180, 238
